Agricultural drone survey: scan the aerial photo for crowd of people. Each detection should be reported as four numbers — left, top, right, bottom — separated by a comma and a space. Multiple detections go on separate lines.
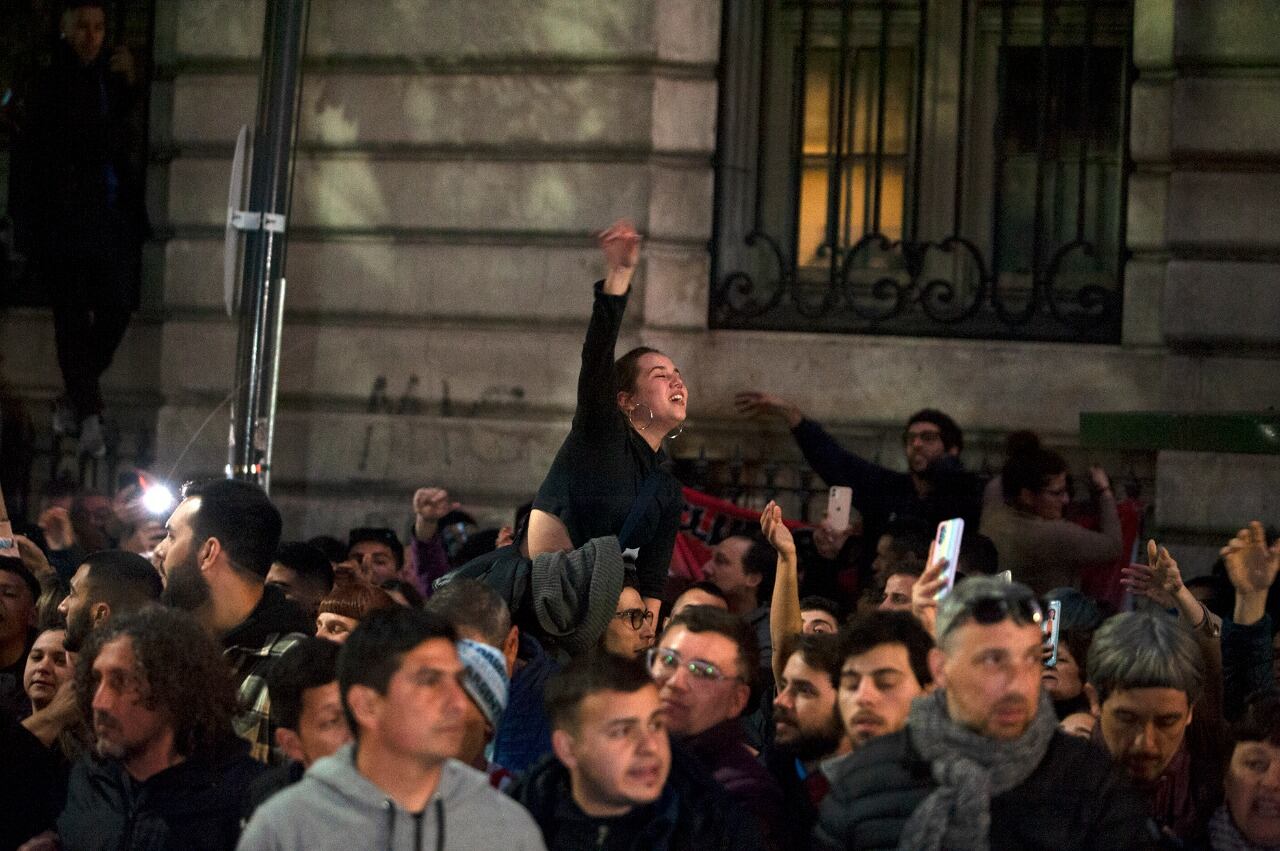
1, 217, 1278, 851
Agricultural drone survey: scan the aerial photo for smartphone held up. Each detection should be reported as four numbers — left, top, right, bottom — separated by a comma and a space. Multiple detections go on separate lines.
932, 518, 964, 600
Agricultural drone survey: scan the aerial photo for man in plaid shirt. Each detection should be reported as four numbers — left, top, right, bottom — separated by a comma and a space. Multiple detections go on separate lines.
154, 479, 313, 763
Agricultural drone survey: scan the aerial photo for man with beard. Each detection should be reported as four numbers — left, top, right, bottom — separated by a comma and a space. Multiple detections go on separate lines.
153, 479, 311, 763
816, 578, 1148, 850
58, 550, 162, 653
766, 633, 850, 850
734, 395, 984, 561
1086, 610, 1220, 843
512, 649, 763, 850
26, 607, 262, 851
836, 610, 933, 748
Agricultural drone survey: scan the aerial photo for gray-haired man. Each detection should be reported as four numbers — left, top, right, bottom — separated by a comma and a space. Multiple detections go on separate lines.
1086, 610, 1221, 842
815, 577, 1148, 850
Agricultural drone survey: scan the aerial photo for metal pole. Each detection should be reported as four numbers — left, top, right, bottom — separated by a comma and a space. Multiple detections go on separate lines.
228, 0, 308, 489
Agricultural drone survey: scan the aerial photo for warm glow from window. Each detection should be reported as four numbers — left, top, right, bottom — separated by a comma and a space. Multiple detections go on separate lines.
798, 47, 912, 267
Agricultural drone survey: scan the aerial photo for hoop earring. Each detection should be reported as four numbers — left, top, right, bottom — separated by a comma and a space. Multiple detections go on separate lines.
628, 403, 654, 432
666, 423, 684, 440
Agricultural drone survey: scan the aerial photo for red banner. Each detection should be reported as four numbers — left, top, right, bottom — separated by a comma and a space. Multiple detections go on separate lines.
671, 487, 811, 580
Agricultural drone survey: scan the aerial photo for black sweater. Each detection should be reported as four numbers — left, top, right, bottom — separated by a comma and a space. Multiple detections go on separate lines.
814, 726, 1155, 851
532, 283, 683, 600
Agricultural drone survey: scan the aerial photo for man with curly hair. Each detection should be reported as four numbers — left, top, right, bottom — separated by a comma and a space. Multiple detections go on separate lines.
22, 607, 263, 851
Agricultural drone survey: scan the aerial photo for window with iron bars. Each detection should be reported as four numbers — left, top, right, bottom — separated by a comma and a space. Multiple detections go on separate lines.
711, 0, 1133, 343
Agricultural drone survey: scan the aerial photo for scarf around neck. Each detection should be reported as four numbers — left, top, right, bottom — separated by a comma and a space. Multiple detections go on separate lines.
897, 689, 1058, 851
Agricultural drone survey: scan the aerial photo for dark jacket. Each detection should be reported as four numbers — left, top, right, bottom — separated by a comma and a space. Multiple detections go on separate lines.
763, 747, 834, 851
56, 738, 263, 851
814, 727, 1153, 851
511, 750, 766, 851
0, 715, 63, 851
1222, 613, 1272, 722
9, 43, 148, 308
531, 282, 684, 601
790, 419, 984, 551
493, 632, 559, 774
682, 719, 785, 849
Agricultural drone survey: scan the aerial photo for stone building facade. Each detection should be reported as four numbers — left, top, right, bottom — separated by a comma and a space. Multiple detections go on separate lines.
1, 0, 1277, 572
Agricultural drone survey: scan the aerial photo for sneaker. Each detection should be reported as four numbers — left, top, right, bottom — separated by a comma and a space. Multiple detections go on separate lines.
79, 414, 107, 459
52, 397, 78, 436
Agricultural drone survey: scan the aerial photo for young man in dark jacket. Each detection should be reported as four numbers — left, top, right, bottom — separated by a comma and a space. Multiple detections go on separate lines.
512, 649, 764, 851
30, 607, 263, 851
815, 578, 1151, 850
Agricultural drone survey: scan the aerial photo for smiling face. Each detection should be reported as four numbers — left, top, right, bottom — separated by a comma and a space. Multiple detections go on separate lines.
619, 352, 687, 433
935, 619, 1044, 741
1227, 740, 1280, 846
24, 629, 73, 711
553, 685, 671, 817
903, 421, 952, 474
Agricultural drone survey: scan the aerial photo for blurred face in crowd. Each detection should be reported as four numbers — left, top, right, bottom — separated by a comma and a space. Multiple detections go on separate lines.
316, 613, 359, 644
801, 608, 839, 635
91, 636, 172, 769
348, 638, 467, 765
1226, 740, 1280, 847
904, 421, 952, 474
878, 574, 915, 613
278, 681, 351, 768
266, 563, 326, 619
701, 537, 756, 601
620, 353, 687, 432
1042, 641, 1083, 702
155, 498, 212, 612
60, 563, 99, 652
651, 626, 750, 737
0, 568, 38, 649
774, 651, 846, 761
25, 629, 73, 712
1094, 687, 1193, 784
348, 542, 399, 585
934, 619, 1043, 741
62, 6, 106, 65
839, 642, 923, 746
1061, 711, 1096, 739
669, 588, 727, 619
553, 685, 670, 817
603, 587, 655, 659
1023, 473, 1070, 521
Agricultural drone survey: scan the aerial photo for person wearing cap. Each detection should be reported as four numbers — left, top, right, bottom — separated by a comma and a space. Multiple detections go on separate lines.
814, 577, 1149, 850
153, 479, 312, 763
454, 638, 514, 789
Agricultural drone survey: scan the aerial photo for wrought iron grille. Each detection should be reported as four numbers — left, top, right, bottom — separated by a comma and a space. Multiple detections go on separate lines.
711, 0, 1134, 342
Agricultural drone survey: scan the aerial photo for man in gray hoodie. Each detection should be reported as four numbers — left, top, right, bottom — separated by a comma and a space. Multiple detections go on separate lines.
237, 607, 546, 850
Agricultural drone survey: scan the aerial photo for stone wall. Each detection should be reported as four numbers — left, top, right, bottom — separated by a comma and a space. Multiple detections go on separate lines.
3, 0, 1276, 572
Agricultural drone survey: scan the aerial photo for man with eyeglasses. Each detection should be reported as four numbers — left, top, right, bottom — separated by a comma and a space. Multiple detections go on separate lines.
815, 577, 1148, 850
512, 649, 765, 850
601, 574, 656, 660
734, 394, 984, 573
648, 606, 784, 848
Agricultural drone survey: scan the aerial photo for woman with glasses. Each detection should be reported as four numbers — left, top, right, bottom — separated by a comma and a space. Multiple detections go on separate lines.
601, 577, 656, 659
978, 446, 1122, 596
524, 221, 688, 624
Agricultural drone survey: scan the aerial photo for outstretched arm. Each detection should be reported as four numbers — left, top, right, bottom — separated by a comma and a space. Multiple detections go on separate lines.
762, 501, 802, 685
573, 221, 641, 434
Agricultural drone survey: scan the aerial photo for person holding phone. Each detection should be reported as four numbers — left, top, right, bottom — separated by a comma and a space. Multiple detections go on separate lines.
525, 221, 687, 624
734, 393, 984, 579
